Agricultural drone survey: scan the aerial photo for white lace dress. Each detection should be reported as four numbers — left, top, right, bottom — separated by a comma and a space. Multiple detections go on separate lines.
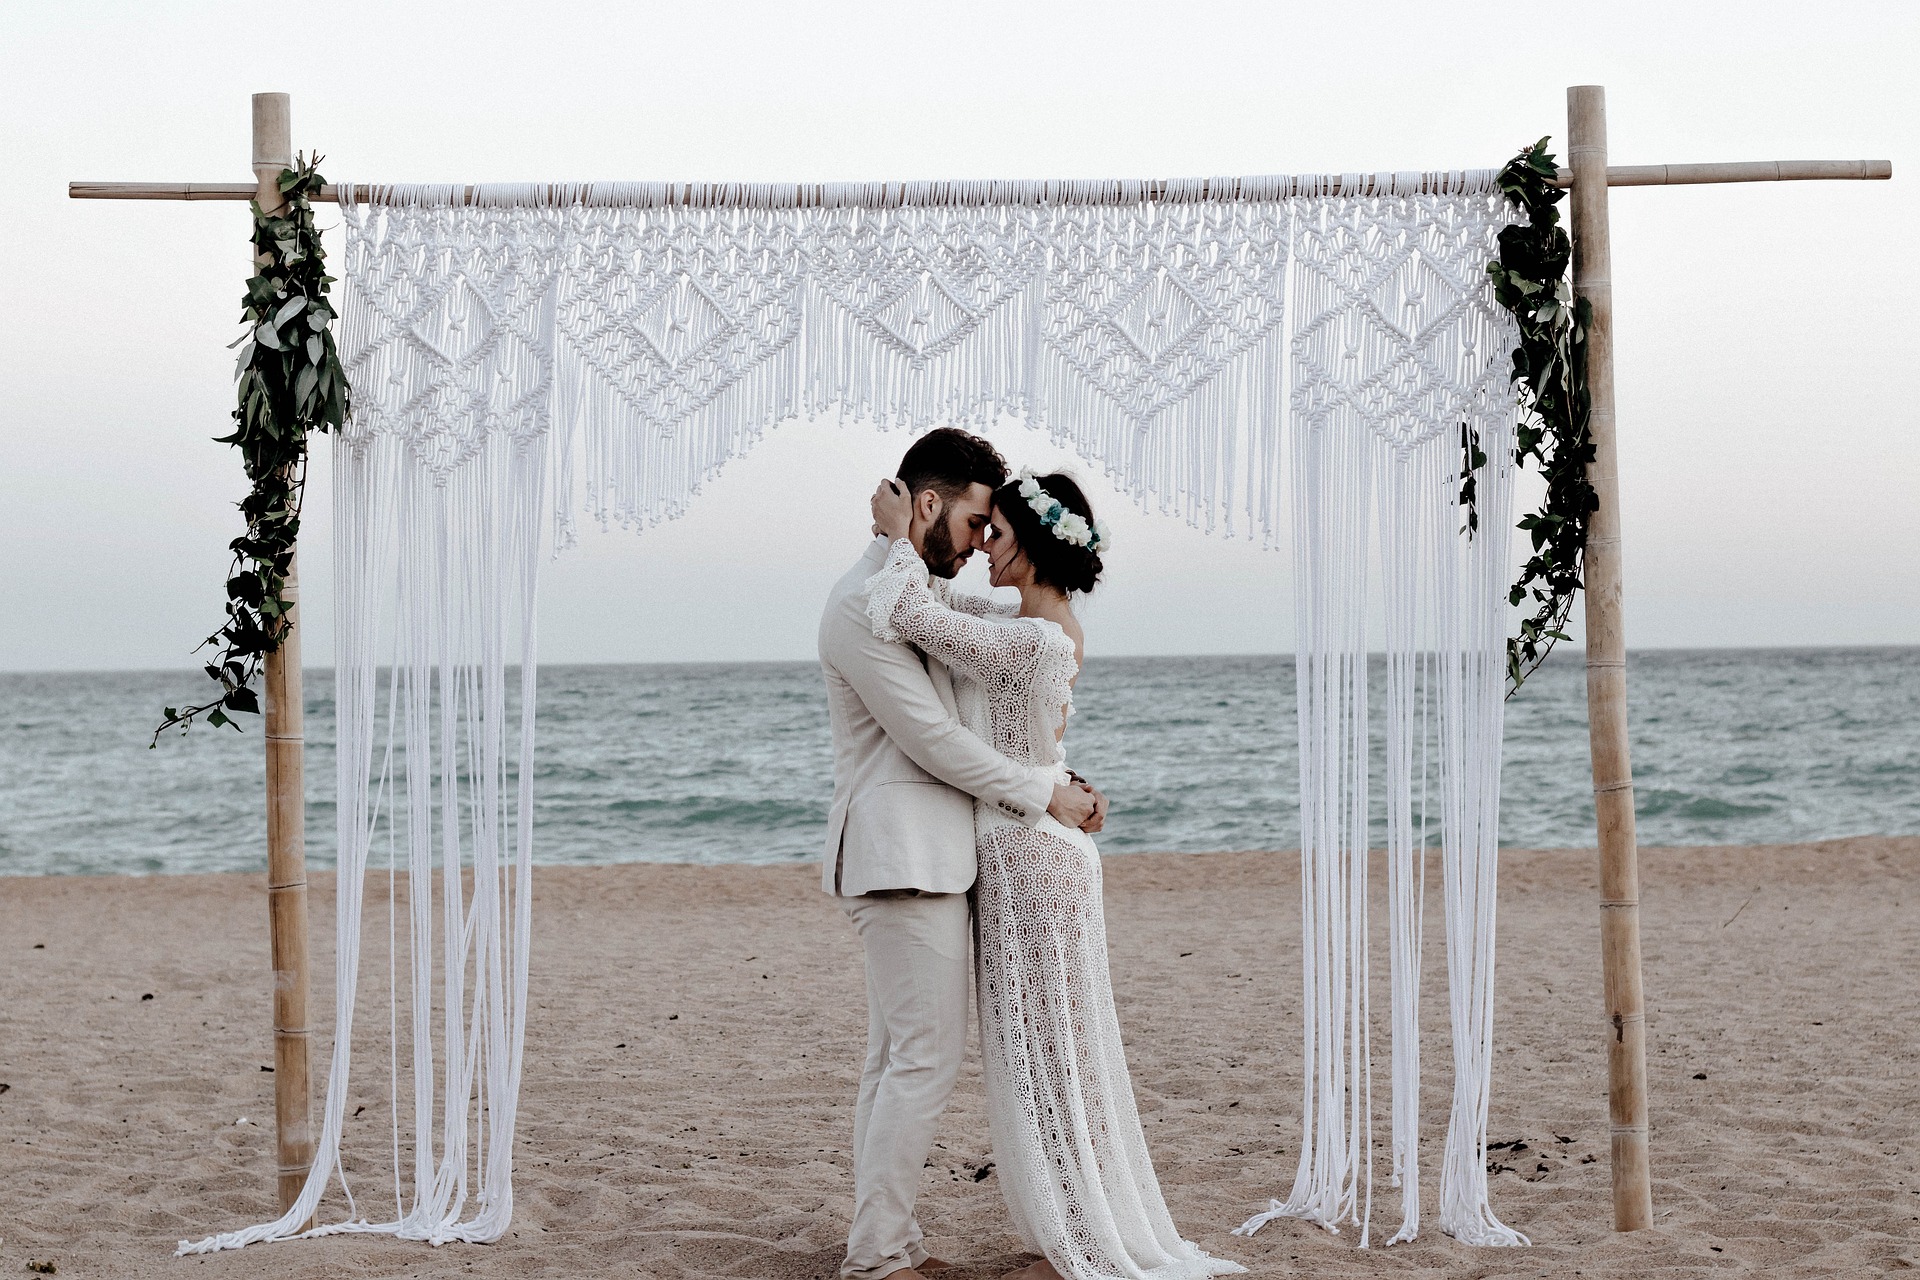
865, 540, 1243, 1280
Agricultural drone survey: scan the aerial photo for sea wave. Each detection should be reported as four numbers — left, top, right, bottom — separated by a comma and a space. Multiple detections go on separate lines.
1, 648, 1915, 876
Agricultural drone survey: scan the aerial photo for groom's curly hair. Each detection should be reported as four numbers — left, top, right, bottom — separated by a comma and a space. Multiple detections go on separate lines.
897, 428, 1009, 505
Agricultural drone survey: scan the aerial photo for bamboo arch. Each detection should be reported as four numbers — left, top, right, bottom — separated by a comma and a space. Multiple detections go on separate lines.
68, 89, 1890, 1242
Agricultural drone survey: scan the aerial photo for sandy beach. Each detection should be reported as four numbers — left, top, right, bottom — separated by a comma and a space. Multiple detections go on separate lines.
2, 838, 1916, 1278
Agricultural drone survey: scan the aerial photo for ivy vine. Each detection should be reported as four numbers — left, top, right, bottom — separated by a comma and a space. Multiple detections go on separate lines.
1463, 138, 1597, 695
154, 156, 349, 746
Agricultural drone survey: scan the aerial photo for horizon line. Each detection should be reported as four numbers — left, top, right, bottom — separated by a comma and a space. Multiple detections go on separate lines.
3, 642, 1916, 679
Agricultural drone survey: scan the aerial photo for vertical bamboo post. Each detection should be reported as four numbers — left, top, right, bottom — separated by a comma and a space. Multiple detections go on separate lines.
1567, 84, 1654, 1232
252, 90, 314, 1222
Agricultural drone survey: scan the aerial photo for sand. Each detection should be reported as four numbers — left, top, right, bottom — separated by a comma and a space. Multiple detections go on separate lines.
2, 837, 1916, 1279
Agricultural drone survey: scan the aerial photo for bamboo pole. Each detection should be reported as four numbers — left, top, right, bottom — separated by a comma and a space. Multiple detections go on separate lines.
1568, 84, 1654, 1234
1555, 158, 1891, 186
251, 90, 314, 1224
62, 157, 1895, 205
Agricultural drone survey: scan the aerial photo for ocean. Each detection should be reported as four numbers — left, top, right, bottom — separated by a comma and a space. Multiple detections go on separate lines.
0, 649, 1914, 878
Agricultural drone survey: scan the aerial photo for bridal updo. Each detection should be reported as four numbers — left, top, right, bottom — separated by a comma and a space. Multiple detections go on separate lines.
992, 472, 1106, 596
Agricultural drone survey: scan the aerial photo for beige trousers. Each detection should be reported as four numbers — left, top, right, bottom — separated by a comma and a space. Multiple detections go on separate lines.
839, 891, 971, 1280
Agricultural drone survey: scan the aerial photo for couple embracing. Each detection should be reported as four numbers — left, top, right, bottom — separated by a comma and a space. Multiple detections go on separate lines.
819, 429, 1243, 1280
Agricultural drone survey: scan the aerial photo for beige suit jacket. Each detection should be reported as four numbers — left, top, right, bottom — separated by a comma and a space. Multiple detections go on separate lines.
818, 539, 1053, 896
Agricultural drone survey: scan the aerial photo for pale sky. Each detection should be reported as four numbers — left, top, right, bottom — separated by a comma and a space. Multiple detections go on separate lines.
2, 0, 1914, 671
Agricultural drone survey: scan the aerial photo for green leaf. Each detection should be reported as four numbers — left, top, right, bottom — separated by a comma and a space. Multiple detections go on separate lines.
160, 157, 337, 744
1491, 137, 1590, 700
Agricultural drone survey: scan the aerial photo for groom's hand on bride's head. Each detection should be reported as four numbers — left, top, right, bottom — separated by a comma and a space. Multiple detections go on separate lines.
871, 477, 914, 543
1048, 783, 1096, 829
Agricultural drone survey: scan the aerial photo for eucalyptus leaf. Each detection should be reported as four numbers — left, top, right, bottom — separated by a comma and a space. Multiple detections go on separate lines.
157, 154, 349, 747
1472, 138, 1596, 699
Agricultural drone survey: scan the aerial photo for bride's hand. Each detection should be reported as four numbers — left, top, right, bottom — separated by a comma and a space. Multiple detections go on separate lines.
871, 478, 913, 543
1078, 780, 1108, 834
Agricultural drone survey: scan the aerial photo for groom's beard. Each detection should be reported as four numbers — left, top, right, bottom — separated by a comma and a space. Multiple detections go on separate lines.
921, 512, 968, 579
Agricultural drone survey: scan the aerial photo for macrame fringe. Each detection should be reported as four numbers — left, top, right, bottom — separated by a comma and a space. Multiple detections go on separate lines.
335, 187, 1516, 546
184, 175, 1527, 1256
179, 420, 543, 1255
1234, 186, 1528, 1249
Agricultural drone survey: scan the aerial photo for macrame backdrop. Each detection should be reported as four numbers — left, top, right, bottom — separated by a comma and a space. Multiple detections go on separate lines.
181, 170, 1523, 1255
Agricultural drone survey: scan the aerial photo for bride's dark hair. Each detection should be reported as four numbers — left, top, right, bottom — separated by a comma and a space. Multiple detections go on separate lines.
992, 472, 1104, 596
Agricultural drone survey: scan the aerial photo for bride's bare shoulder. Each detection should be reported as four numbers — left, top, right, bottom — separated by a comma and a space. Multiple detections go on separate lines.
1054, 612, 1086, 667
1023, 603, 1085, 667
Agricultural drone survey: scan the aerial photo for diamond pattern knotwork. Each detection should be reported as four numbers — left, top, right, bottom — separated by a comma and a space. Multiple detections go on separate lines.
1111, 272, 1206, 364
810, 209, 1043, 364
1043, 202, 1290, 428
339, 186, 1512, 519
1291, 194, 1512, 453
633, 278, 729, 367
338, 204, 561, 478
870, 273, 973, 356
560, 209, 805, 436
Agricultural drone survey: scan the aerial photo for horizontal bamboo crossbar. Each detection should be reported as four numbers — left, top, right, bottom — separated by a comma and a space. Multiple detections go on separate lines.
68, 173, 1499, 206
66, 159, 1892, 207
1553, 159, 1891, 186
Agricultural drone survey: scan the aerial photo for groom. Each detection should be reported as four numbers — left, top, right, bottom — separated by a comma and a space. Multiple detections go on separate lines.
819, 428, 1104, 1280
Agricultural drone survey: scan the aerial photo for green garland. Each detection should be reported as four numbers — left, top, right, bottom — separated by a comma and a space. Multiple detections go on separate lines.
154, 157, 349, 745
1465, 138, 1598, 695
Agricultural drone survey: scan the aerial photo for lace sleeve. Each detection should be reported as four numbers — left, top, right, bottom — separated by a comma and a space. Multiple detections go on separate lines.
865, 539, 1046, 686
947, 588, 1019, 621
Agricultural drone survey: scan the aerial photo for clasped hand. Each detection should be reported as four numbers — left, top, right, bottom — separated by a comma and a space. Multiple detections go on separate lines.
1051, 778, 1107, 834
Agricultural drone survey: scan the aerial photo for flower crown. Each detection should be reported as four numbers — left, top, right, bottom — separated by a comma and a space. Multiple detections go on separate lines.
1015, 469, 1112, 553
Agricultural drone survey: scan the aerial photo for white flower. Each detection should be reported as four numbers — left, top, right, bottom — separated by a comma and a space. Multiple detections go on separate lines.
1090, 520, 1112, 552
1018, 475, 1043, 500
1057, 512, 1091, 546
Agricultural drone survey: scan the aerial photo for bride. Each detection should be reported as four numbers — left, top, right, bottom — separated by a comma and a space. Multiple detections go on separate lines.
867, 472, 1242, 1280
